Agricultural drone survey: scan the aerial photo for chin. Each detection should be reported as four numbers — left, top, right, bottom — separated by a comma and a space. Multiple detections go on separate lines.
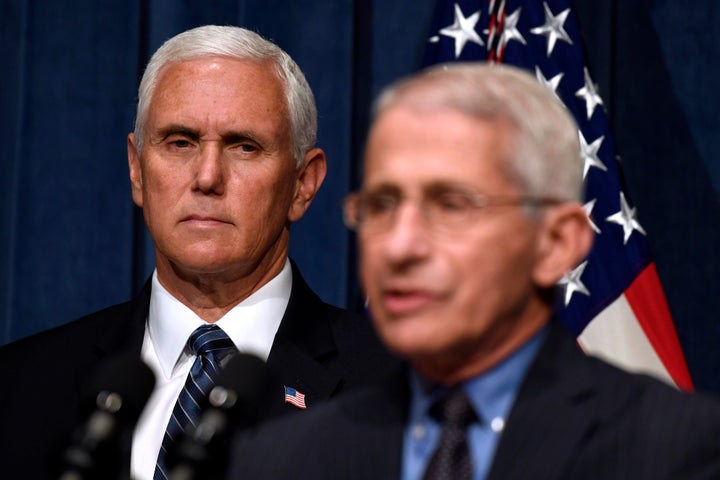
377, 321, 448, 361
170, 255, 240, 276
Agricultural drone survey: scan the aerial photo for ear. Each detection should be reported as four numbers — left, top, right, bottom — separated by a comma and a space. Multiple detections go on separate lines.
532, 203, 594, 288
127, 133, 144, 208
288, 148, 327, 222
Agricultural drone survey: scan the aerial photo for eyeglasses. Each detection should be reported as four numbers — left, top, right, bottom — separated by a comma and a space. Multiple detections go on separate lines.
343, 186, 562, 234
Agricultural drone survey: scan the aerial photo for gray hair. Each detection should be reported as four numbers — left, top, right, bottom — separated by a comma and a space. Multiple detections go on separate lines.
373, 63, 582, 202
133, 25, 317, 166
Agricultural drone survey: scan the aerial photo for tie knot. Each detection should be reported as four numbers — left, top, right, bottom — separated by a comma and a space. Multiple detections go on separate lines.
188, 324, 235, 357
430, 388, 477, 427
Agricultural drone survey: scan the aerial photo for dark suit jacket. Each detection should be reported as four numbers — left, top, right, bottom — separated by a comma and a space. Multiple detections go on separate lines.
229, 322, 720, 479
0, 261, 397, 479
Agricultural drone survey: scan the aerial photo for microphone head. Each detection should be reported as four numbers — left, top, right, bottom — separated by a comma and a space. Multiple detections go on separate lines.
83, 353, 156, 422
210, 352, 274, 426
60, 353, 155, 480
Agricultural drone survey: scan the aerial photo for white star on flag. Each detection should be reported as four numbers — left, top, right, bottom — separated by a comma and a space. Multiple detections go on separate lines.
498, 8, 526, 50
535, 67, 564, 103
583, 198, 601, 234
575, 67, 604, 119
559, 260, 591, 306
579, 130, 607, 178
439, 3, 483, 57
530, 2, 573, 57
606, 192, 647, 244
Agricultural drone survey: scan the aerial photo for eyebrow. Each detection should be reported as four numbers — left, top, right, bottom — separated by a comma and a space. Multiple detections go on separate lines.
363, 183, 401, 196
154, 124, 201, 142
364, 181, 478, 195
153, 124, 264, 145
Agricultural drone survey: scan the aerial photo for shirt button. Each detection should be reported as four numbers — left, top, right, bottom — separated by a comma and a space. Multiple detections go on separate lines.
412, 423, 426, 440
491, 417, 505, 432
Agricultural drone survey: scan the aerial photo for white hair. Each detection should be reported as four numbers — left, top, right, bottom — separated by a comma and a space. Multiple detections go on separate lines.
373, 63, 583, 202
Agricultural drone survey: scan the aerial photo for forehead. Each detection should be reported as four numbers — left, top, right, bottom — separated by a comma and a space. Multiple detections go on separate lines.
363, 105, 518, 192
148, 56, 288, 130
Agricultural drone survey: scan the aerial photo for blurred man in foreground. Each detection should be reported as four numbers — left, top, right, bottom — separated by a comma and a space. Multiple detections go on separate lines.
229, 63, 720, 479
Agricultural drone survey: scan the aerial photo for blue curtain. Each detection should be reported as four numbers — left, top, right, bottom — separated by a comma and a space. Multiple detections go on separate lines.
3, 0, 720, 394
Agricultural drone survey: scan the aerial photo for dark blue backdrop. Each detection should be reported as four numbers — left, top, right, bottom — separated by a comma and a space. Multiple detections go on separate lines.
2, 0, 720, 394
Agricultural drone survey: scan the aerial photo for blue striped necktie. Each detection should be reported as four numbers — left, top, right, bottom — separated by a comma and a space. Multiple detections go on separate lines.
154, 324, 236, 480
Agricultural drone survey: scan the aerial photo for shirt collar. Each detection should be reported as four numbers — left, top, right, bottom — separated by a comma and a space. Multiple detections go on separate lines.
409, 326, 548, 426
147, 259, 292, 379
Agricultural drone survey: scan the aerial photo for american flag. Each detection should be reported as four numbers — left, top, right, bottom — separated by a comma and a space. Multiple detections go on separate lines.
423, 0, 693, 390
284, 385, 307, 409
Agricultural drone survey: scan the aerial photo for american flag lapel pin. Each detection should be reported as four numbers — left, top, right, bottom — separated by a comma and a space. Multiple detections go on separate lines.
283, 385, 307, 409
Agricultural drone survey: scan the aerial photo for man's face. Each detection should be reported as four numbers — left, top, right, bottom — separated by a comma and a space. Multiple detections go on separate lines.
128, 57, 301, 284
360, 105, 548, 382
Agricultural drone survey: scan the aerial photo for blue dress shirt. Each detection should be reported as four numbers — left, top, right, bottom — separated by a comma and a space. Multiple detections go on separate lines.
401, 328, 547, 480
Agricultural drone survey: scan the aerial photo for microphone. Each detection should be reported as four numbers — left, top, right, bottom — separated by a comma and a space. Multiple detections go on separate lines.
58, 353, 155, 480
166, 352, 273, 480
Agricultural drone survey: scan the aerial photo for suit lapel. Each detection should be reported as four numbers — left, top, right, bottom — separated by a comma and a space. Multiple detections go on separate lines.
74, 278, 151, 392
265, 261, 343, 413
267, 340, 342, 412
96, 279, 150, 355
488, 322, 605, 480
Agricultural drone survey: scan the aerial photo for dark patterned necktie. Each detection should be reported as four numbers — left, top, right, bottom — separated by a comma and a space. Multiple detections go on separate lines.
154, 324, 236, 480
422, 388, 478, 480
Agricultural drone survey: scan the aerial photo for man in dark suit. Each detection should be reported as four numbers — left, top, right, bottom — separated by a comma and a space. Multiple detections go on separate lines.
229, 63, 720, 479
0, 25, 394, 480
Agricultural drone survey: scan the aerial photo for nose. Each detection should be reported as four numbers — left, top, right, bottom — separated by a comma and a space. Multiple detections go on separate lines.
376, 202, 431, 265
194, 143, 225, 195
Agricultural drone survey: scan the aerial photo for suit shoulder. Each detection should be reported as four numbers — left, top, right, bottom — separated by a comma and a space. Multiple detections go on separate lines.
573, 351, 720, 456
578, 365, 720, 476
582, 351, 715, 401
0, 299, 134, 355
0, 279, 151, 378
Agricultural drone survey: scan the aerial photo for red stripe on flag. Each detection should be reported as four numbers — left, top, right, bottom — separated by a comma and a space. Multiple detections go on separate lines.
625, 263, 693, 391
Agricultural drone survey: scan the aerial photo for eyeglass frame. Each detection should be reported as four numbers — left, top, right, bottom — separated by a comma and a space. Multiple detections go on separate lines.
342, 185, 564, 235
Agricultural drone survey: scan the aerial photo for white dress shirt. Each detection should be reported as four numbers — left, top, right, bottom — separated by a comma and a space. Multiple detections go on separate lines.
130, 259, 292, 480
